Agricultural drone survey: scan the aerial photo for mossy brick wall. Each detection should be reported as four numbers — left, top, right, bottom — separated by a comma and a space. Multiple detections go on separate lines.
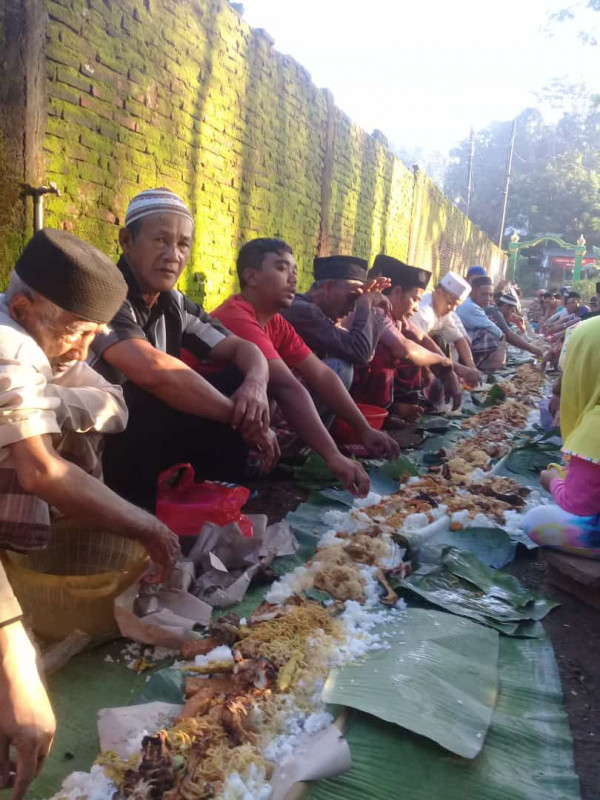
0, 0, 505, 307
0, 1, 29, 285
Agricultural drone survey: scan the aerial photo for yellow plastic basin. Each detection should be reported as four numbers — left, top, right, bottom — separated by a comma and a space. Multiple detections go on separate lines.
1, 519, 150, 641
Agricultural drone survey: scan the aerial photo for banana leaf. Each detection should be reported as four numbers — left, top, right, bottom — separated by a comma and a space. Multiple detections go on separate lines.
319, 455, 420, 504
133, 666, 184, 705
421, 526, 516, 568
484, 383, 507, 406
420, 428, 464, 454
443, 548, 532, 605
291, 453, 344, 490
417, 416, 454, 431
307, 635, 580, 800
322, 608, 499, 759
505, 442, 562, 476
285, 491, 343, 539
398, 547, 557, 634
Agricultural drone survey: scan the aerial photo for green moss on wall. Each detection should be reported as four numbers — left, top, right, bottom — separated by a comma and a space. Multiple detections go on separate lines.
1, 0, 506, 303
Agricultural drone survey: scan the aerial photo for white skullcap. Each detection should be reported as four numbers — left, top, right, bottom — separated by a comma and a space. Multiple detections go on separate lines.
439, 271, 471, 302
125, 188, 194, 228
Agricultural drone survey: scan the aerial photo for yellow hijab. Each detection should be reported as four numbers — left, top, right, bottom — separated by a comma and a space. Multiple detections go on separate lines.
560, 315, 600, 464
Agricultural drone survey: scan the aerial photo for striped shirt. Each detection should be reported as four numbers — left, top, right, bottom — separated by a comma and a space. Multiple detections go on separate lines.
90, 257, 230, 385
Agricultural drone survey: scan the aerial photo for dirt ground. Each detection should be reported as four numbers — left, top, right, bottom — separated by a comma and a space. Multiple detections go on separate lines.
246, 477, 600, 800
508, 552, 600, 800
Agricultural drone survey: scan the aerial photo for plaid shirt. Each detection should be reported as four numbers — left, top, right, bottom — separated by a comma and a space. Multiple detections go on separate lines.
0, 297, 127, 551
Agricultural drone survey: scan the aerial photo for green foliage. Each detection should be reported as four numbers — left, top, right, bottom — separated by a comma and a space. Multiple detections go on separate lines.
445, 85, 600, 248
571, 274, 600, 298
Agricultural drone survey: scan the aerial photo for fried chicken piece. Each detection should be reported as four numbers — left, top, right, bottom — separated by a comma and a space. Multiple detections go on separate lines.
233, 657, 277, 690
184, 676, 236, 699
375, 568, 398, 606
179, 685, 226, 720
219, 695, 258, 747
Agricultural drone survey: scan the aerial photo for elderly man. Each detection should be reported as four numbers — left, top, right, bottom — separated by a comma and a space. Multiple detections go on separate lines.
411, 271, 481, 384
281, 255, 389, 384
0, 229, 180, 798
208, 238, 400, 497
90, 188, 278, 512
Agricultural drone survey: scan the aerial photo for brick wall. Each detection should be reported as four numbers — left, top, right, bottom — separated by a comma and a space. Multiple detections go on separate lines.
0, 0, 505, 305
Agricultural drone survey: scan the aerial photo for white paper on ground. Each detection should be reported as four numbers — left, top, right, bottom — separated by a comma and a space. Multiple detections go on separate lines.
270, 724, 352, 800
259, 520, 298, 559
158, 589, 212, 624
97, 701, 182, 759
114, 583, 211, 647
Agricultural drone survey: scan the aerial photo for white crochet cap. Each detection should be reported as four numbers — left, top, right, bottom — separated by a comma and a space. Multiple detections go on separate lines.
125, 188, 194, 227
439, 271, 471, 302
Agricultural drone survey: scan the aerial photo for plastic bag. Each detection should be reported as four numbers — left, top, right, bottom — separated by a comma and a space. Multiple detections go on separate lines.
156, 464, 253, 539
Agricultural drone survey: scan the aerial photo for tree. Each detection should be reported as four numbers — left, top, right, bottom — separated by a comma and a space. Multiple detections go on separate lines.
547, 1, 600, 46
444, 108, 548, 241
511, 152, 600, 245
444, 86, 600, 247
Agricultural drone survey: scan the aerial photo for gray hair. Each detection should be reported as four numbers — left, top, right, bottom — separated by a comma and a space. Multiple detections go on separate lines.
4, 272, 64, 325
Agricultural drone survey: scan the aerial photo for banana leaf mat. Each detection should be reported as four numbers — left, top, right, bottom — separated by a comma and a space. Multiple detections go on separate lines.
7, 433, 575, 800
307, 635, 580, 800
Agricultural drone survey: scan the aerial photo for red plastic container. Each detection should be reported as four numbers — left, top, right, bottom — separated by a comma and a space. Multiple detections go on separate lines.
331, 403, 389, 445
156, 464, 253, 540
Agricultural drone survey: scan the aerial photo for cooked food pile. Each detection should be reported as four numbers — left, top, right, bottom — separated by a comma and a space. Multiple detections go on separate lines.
57, 363, 549, 800
112, 601, 345, 799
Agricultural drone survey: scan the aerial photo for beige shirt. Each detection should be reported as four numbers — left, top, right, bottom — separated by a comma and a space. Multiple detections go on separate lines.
0, 297, 127, 463
0, 297, 128, 551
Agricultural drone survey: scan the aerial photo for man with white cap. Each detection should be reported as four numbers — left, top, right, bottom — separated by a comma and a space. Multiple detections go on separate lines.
411, 271, 481, 385
90, 188, 278, 512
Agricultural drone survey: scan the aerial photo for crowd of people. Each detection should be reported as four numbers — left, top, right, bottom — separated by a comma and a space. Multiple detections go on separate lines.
0, 186, 596, 798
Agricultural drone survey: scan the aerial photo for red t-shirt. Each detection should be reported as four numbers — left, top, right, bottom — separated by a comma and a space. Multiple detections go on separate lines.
209, 294, 312, 368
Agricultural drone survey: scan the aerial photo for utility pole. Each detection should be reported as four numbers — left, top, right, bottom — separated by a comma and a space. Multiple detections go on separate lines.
466, 127, 474, 218
497, 118, 517, 248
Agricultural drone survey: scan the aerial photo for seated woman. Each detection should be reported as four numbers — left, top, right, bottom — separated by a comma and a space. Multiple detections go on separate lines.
349, 255, 463, 422
524, 316, 600, 557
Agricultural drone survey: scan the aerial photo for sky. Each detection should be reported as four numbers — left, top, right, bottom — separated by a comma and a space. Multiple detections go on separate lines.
240, 0, 600, 156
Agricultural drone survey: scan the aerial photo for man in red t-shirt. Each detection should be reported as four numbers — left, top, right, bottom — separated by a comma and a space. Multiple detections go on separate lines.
210, 238, 400, 497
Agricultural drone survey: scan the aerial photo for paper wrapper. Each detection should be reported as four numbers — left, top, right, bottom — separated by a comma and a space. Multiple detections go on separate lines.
114, 583, 212, 648
114, 517, 298, 643
98, 701, 182, 759
270, 724, 352, 800
191, 516, 298, 608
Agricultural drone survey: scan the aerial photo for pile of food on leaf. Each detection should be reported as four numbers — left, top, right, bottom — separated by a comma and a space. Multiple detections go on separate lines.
50, 362, 550, 800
